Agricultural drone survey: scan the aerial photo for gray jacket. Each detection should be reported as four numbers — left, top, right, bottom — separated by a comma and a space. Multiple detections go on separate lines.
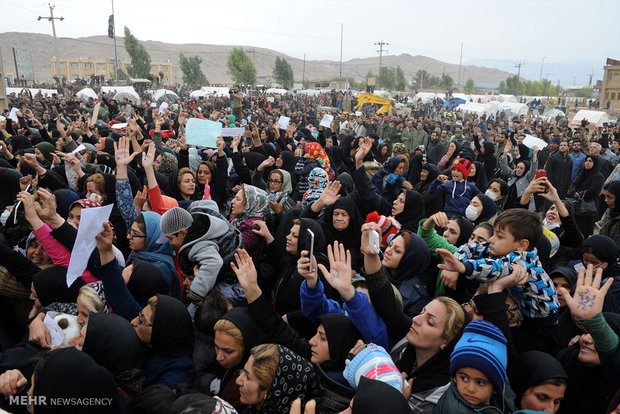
501, 155, 538, 211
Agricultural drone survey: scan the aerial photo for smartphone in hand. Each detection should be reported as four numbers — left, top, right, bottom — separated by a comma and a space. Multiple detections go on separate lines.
306, 229, 315, 273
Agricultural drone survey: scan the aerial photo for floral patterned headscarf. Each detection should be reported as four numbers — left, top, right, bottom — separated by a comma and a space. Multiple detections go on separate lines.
304, 142, 334, 180
230, 184, 269, 228
302, 167, 329, 209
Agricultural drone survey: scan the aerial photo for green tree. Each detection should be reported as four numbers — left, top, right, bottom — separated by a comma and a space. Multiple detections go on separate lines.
123, 27, 151, 78
395, 66, 406, 91
377, 66, 395, 90
227, 47, 257, 86
501, 75, 526, 95
109, 68, 129, 81
439, 74, 455, 90
576, 87, 594, 98
302, 79, 312, 89
272, 57, 294, 89
179, 53, 208, 85
463, 78, 475, 94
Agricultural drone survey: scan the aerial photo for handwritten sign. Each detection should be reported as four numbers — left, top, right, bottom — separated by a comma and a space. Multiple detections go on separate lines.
185, 118, 222, 148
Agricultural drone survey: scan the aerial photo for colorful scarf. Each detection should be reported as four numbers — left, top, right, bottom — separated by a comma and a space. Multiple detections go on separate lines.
304, 142, 334, 180
230, 184, 269, 228
302, 167, 329, 209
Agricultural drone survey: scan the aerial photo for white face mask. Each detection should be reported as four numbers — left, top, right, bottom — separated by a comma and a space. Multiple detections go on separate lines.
0, 209, 11, 226
543, 218, 561, 230
484, 189, 498, 201
89, 193, 102, 203
465, 205, 481, 221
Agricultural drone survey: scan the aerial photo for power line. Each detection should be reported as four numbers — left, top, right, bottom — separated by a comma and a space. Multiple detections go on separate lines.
374, 40, 389, 69
514, 62, 524, 80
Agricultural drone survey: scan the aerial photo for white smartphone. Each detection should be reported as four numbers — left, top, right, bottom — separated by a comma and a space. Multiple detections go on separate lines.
369, 230, 380, 254
306, 229, 315, 273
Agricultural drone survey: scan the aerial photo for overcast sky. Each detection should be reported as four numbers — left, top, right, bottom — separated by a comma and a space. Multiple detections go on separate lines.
2, 0, 619, 66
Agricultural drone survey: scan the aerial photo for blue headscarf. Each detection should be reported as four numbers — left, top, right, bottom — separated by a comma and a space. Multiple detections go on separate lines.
129, 211, 181, 299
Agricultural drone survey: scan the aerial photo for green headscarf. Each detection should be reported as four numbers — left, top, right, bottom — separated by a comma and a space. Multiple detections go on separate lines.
35, 142, 56, 167
227, 114, 236, 127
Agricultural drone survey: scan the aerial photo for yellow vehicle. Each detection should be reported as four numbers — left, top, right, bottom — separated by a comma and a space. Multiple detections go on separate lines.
354, 93, 395, 115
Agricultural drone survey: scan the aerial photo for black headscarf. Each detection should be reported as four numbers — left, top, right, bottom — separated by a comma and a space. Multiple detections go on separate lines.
324, 197, 362, 256
298, 218, 327, 256
53, 188, 81, 219
352, 377, 413, 413
96, 153, 116, 172
32, 266, 85, 306
558, 312, 620, 414
151, 294, 194, 357
509, 350, 568, 408
83, 312, 145, 376
33, 348, 125, 414
244, 151, 267, 171
389, 231, 431, 285
316, 314, 363, 372
127, 260, 170, 306
260, 345, 321, 414
220, 307, 267, 364
604, 181, 620, 218
452, 215, 474, 248
574, 155, 603, 192
10, 135, 33, 151
101, 137, 115, 155
581, 234, 620, 279
274, 207, 301, 254
516, 143, 531, 164
468, 161, 488, 191
394, 190, 425, 232
278, 150, 296, 175
0, 167, 22, 211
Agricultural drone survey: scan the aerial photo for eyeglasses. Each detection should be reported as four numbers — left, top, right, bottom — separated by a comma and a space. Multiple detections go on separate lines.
128, 232, 146, 240
137, 312, 153, 327
268, 179, 282, 184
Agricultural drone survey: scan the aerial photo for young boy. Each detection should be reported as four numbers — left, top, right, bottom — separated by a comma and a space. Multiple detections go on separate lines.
428, 158, 481, 217
437, 209, 560, 325
436, 320, 514, 413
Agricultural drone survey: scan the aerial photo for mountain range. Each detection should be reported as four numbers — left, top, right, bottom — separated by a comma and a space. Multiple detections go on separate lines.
1, 32, 519, 86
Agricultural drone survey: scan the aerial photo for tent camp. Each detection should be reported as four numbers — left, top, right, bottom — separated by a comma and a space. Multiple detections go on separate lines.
499, 102, 529, 117
200, 87, 229, 97
153, 89, 179, 102
76, 88, 98, 102
542, 108, 566, 121
570, 110, 611, 127
456, 102, 495, 117
189, 90, 209, 98
494, 94, 518, 103
7, 87, 58, 97
265, 88, 288, 95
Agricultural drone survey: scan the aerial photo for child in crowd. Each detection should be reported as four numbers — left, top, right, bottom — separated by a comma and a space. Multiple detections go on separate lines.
437, 209, 560, 326
428, 158, 481, 217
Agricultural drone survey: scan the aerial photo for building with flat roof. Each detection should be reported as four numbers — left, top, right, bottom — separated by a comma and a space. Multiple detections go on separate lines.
50, 57, 174, 84
601, 58, 620, 109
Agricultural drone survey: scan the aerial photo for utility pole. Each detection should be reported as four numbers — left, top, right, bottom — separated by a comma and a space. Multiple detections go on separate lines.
38, 4, 63, 83
302, 53, 306, 86
588, 67, 594, 87
375, 40, 389, 70
539, 57, 545, 81
245, 48, 256, 64
544, 72, 551, 80
457, 43, 463, 91
515, 62, 524, 80
111, 0, 119, 82
339, 23, 343, 83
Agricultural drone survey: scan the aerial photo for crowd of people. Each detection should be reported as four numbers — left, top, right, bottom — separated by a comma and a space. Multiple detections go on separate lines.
0, 85, 619, 414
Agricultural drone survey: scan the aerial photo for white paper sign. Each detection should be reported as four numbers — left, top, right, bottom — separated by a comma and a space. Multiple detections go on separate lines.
8, 108, 19, 123
71, 144, 86, 155
278, 116, 290, 130
66, 204, 113, 286
522, 135, 548, 150
267, 97, 275, 102
319, 114, 334, 128
355, 111, 362, 117
159, 102, 169, 114
44, 313, 66, 348
221, 127, 246, 137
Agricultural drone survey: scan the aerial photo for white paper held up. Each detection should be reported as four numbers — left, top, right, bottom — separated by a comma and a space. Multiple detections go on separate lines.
319, 114, 334, 128
522, 135, 548, 150
66, 204, 113, 286
221, 127, 246, 137
278, 116, 290, 130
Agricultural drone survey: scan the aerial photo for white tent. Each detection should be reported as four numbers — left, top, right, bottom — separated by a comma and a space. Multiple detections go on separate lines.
189, 90, 209, 98
570, 110, 611, 127
200, 87, 230, 97
414, 92, 445, 101
101, 85, 137, 95
542, 108, 566, 121
499, 102, 529, 117
265, 88, 288, 95
152, 89, 178, 102
467, 94, 489, 103
295, 89, 321, 96
494, 94, 518, 103
76, 88, 98, 102
456, 102, 495, 117
7, 87, 58, 97
106, 86, 140, 104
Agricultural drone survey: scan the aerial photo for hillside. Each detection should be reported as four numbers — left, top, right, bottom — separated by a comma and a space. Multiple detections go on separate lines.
1, 32, 515, 85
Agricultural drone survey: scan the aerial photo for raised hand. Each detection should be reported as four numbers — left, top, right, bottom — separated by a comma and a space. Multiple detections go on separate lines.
436, 248, 466, 274
559, 264, 612, 320
141, 141, 156, 170
34, 188, 61, 225
318, 241, 355, 300
231, 249, 261, 302
488, 263, 528, 294
316, 180, 341, 208
0, 369, 28, 397
114, 136, 140, 167
251, 220, 275, 244
95, 221, 114, 253
297, 250, 319, 288
360, 222, 382, 256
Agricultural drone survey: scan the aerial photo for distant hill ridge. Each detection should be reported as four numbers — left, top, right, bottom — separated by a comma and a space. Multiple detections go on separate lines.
1, 32, 514, 85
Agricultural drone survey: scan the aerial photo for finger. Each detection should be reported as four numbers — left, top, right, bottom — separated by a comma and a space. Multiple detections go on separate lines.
317, 263, 329, 279
558, 287, 574, 308
16, 376, 27, 389
346, 248, 352, 268
290, 399, 302, 414
593, 267, 603, 289
584, 264, 594, 287
599, 277, 613, 297
327, 243, 334, 265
